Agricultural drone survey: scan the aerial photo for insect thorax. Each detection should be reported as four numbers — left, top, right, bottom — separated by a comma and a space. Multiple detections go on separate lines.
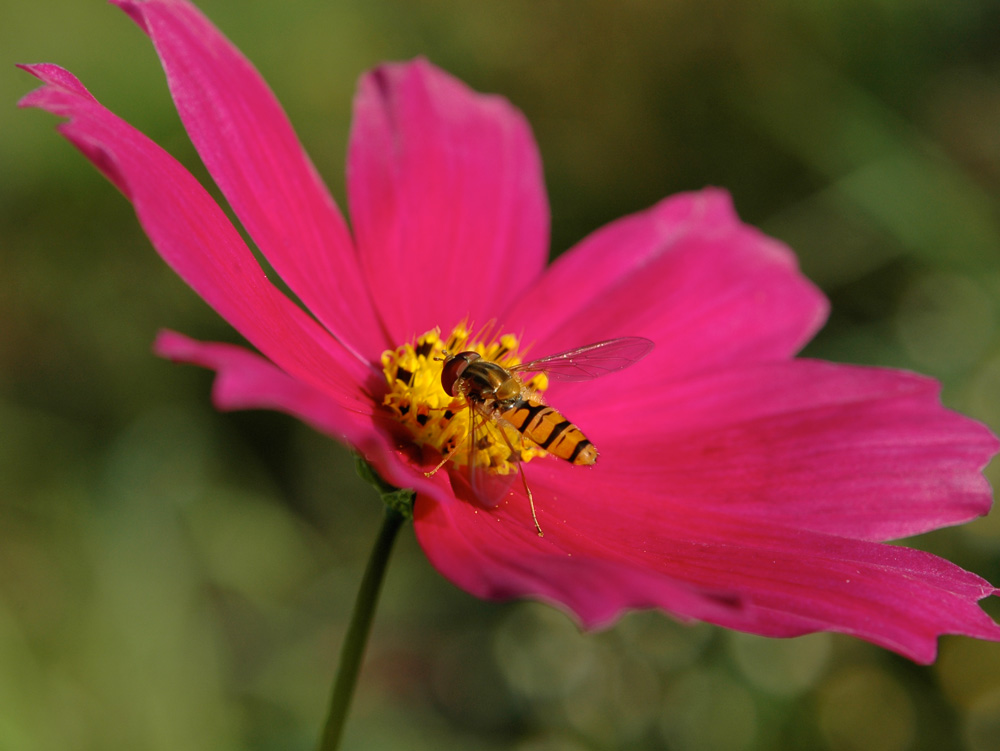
462, 360, 523, 405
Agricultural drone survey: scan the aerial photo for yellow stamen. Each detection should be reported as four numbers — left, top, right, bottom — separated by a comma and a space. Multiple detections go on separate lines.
380, 323, 549, 475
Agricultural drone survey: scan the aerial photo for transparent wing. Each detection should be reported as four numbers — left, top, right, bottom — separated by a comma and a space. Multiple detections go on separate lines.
511, 336, 654, 382
449, 400, 518, 509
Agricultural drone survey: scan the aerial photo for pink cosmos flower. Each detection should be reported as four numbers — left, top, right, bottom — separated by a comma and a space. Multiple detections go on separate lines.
20, 0, 1000, 663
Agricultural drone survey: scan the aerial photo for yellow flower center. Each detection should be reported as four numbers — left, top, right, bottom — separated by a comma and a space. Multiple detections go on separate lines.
380, 323, 549, 475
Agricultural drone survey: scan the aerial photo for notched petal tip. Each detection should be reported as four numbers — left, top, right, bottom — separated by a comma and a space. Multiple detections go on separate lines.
349, 54, 549, 343
124, 0, 382, 359
153, 328, 441, 502
17, 63, 96, 105
18, 64, 132, 197
152, 328, 197, 361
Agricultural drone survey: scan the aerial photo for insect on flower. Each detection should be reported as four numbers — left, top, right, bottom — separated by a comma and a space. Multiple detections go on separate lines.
429, 336, 655, 536
21, 0, 1000, 664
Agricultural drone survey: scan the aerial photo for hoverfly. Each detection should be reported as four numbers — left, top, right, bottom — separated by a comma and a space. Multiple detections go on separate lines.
429, 336, 654, 536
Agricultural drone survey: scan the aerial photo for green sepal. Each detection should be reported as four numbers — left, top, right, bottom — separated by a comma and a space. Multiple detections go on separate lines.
354, 454, 415, 520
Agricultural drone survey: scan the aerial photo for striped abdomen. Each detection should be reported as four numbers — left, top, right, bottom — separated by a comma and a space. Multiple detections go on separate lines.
501, 397, 597, 465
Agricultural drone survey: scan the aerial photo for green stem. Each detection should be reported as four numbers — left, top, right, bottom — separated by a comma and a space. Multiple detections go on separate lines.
317, 506, 406, 751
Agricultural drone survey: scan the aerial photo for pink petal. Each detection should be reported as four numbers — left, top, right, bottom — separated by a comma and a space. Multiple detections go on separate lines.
415, 354, 1000, 662
112, 0, 384, 363
347, 58, 549, 344
19, 63, 371, 407
561, 359, 998, 541
505, 189, 829, 380
411, 492, 748, 629
415, 480, 1000, 663
154, 331, 443, 497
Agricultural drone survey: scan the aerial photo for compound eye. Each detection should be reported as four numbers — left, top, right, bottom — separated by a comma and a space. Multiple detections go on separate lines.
440, 351, 479, 395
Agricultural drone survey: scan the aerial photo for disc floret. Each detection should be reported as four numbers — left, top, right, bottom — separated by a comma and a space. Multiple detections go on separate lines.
381, 324, 549, 474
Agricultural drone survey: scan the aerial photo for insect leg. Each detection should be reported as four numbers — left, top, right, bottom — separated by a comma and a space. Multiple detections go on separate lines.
465, 400, 482, 492
494, 424, 544, 537
424, 395, 479, 479
424, 398, 470, 478
424, 442, 462, 478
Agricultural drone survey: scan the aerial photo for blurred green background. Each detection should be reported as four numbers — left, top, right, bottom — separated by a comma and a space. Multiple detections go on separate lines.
5, 1, 1000, 749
